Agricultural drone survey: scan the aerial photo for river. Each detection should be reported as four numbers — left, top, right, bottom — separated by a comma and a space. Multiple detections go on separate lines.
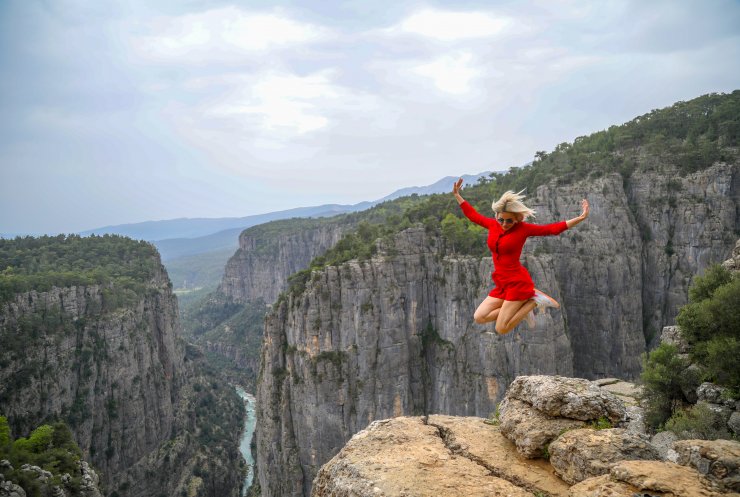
234, 385, 257, 495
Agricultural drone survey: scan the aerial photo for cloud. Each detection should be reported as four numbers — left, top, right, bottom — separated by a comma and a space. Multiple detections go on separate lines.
411, 52, 480, 94
131, 6, 332, 63
393, 8, 511, 41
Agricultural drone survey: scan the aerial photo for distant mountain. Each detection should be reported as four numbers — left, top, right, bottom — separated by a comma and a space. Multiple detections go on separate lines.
80, 172, 493, 243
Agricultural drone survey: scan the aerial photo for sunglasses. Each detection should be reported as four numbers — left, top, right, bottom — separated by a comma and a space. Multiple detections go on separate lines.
497, 218, 515, 225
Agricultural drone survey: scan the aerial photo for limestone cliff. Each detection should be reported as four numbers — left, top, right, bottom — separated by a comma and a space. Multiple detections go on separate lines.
256, 160, 739, 496
0, 245, 244, 497
220, 219, 349, 304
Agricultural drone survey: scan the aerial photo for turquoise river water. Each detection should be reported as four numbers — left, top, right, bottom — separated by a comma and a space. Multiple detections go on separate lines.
234, 385, 257, 495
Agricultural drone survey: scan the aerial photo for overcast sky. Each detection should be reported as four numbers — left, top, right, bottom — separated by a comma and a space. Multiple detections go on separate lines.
1, 0, 739, 234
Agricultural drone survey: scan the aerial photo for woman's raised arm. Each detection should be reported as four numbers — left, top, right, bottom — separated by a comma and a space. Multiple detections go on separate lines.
453, 178, 496, 229
566, 199, 590, 229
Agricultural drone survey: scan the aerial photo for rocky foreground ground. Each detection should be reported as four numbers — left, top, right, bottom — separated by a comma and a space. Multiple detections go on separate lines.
312, 375, 740, 497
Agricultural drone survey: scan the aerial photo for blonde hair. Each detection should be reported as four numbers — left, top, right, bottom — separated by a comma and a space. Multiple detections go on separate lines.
492, 189, 536, 221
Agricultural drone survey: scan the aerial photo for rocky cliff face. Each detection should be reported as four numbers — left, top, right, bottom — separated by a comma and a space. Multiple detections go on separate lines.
256, 162, 739, 497
0, 263, 183, 474
220, 221, 349, 304
0, 258, 244, 497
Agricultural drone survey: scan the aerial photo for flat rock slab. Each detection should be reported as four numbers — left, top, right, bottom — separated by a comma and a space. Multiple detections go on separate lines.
549, 428, 659, 484
569, 460, 725, 497
499, 398, 587, 458
311, 416, 535, 497
507, 375, 626, 422
599, 381, 642, 401
429, 415, 571, 497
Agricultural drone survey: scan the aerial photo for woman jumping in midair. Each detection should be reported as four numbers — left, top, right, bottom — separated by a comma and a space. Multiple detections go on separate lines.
452, 178, 589, 334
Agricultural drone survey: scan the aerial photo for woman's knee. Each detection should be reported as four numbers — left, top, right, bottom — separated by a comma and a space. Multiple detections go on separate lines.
473, 312, 488, 324
495, 321, 512, 334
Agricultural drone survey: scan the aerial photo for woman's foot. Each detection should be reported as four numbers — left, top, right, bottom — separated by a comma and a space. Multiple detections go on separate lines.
533, 289, 560, 313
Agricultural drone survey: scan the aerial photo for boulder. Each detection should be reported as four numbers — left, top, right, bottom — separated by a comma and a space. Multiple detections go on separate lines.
660, 325, 690, 353
674, 438, 740, 492
549, 428, 659, 484
498, 398, 586, 458
651, 430, 679, 462
506, 375, 626, 423
0, 480, 27, 497
622, 405, 646, 434
569, 460, 723, 497
729, 411, 740, 436
696, 382, 735, 408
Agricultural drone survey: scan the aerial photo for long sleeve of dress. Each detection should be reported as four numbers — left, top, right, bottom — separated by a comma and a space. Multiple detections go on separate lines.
459, 201, 497, 229
523, 221, 568, 236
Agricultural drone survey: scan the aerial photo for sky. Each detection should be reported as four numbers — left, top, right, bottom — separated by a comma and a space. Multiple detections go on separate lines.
1, 0, 739, 234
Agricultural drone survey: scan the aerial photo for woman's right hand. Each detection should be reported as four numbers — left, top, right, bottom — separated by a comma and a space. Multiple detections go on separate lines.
453, 178, 463, 195
452, 178, 465, 204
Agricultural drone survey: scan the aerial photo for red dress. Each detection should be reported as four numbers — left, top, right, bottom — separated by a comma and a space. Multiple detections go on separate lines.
460, 201, 568, 301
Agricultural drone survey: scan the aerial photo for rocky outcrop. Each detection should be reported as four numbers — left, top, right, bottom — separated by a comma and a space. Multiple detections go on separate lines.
549, 428, 659, 484
505, 375, 626, 422
674, 439, 740, 493
569, 460, 723, 497
311, 416, 568, 497
310, 414, 723, 497
220, 220, 349, 304
497, 376, 628, 459
498, 398, 587, 458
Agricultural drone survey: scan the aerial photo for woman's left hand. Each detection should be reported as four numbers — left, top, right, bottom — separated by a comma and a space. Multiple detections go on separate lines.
579, 199, 590, 219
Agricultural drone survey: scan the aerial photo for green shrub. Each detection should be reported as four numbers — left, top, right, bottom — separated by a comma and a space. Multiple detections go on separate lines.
676, 266, 740, 394
640, 343, 695, 428
665, 402, 733, 440
589, 416, 613, 430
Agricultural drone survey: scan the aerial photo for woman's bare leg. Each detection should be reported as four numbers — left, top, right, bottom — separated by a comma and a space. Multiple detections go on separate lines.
496, 299, 537, 334
473, 297, 504, 324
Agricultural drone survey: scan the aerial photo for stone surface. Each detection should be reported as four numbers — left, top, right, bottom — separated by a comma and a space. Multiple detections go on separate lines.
548, 428, 659, 484
721, 238, 740, 272
660, 325, 690, 354
599, 381, 642, 407
697, 382, 736, 408
498, 398, 587, 458
674, 439, 740, 492
428, 415, 571, 497
506, 375, 627, 423
311, 416, 535, 497
622, 405, 646, 434
569, 460, 723, 497
729, 411, 740, 436
0, 480, 27, 497
651, 430, 680, 461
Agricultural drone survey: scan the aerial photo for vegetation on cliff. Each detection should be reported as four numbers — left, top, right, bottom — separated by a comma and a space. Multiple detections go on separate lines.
0, 415, 93, 496
0, 234, 161, 305
279, 90, 740, 300
641, 264, 740, 434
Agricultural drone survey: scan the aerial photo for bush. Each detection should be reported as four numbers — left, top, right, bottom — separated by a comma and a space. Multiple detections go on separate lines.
676, 265, 740, 394
640, 343, 695, 428
665, 402, 733, 440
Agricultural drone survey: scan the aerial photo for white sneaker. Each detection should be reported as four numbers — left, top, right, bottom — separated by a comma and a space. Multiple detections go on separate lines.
533, 290, 560, 312
525, 310, 536, 328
